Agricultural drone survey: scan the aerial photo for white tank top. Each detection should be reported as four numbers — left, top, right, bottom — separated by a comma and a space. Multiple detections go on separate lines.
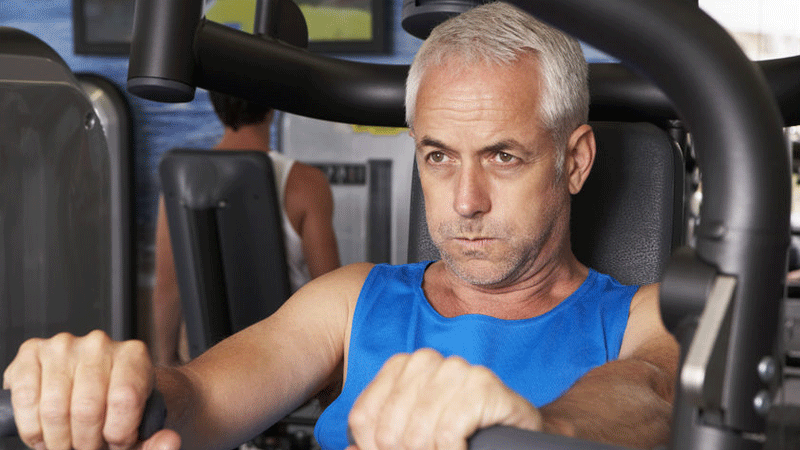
268, 152, 311, 293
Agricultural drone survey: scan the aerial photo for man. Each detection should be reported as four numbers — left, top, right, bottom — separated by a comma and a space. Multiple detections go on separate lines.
150, 92, 341, 365
3, 3, 678, 450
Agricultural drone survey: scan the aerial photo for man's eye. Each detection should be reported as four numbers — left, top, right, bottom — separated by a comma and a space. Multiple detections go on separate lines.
429, 151, 446, 163
495, 152, 515, 163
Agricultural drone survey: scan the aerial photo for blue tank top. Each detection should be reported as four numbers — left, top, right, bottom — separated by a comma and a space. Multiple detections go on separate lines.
314, 261, 637, 450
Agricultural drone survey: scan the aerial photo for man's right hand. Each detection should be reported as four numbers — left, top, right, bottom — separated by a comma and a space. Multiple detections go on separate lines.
2, 330, 178, 450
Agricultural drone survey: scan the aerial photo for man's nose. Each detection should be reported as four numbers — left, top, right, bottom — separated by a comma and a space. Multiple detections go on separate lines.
453, 162, 490, 218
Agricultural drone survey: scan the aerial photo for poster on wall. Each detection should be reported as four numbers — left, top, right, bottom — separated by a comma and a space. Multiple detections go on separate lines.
73, 0, 388, 55
204, 0, 389, 53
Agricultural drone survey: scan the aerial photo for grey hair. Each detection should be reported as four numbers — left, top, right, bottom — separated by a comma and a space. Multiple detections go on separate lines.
405, 1, 589, 173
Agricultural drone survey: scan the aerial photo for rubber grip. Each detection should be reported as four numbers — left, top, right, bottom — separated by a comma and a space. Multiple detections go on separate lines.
347, 424, 628, 450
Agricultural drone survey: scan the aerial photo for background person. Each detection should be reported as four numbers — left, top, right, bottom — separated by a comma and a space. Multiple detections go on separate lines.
150, 92, 341, 366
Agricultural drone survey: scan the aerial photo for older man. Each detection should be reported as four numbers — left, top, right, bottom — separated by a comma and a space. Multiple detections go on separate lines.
3, 3, 678, 450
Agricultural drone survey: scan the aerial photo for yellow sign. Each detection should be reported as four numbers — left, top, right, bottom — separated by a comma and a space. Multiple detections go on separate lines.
204, 0, 372, 41
350, 125, 409, 136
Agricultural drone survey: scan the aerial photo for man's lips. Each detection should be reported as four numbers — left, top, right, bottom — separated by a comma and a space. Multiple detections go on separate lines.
451, 236, 495, 249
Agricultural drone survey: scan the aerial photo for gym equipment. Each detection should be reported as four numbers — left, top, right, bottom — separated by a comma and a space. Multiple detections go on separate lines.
159, 150, 292, 359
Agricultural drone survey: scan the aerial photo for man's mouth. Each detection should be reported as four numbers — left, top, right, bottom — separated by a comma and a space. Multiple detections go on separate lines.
452, 236, 494, 249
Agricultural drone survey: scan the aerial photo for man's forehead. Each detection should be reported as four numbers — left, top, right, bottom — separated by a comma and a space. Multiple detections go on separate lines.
415, 56, 541, 111
414, 64, 544, 139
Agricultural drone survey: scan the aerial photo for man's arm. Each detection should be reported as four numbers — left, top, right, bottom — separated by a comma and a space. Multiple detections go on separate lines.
158, 264, 367, 450
286, 163, 341, 279
4, 263, 371, 450
539, 283, 679, 449
150, 196, 183, 366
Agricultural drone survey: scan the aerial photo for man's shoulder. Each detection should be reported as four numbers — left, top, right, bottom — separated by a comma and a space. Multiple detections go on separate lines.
285, 161, 332, 197
286, 263, 376, 314
578, 269, 643, 316
289, 160, 329, 184
313, 262, 376, 287
336, 261, 431, 283
630, 282, 659, 309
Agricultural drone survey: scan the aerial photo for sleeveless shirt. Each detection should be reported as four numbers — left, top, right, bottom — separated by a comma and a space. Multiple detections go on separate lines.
314, 261, 637, 450
268, 152, 311, 293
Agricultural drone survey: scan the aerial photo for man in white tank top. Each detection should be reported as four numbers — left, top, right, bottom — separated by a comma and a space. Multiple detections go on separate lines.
150, 91, 341, 366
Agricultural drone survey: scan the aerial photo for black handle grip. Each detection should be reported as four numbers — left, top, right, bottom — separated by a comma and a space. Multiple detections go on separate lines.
0, 389, 166, 440
347, 424, 630, 450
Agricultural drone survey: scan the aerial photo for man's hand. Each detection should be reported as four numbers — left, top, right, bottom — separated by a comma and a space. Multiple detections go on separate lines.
2, 330, 179, 450
347, 348, 542, 450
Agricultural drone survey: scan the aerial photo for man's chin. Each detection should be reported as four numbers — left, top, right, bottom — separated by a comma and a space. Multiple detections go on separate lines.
442, 256, 513, 287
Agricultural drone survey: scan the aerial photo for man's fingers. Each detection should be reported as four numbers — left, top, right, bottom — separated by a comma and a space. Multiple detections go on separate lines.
139, 429, 181, 450
104, 340, 153, 450
71, 332, 113, 450
350, 349, 543, 450
435, 366, 542, 450
4, 339, 44, 449
402, 355, 471, 450
373, 349, 443, 450
39, 334, 77, 450
349, 353, 410, 450
4, 332, 156, 450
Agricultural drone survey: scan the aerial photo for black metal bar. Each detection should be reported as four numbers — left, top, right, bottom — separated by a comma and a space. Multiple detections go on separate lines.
128, 9, 800, 128
253, 0, 277, 36
127, 0, 201, 102
502, 0, 788, 448
367, 160, 392, 264
192, 20, 408, 126
186, 208, 232, 353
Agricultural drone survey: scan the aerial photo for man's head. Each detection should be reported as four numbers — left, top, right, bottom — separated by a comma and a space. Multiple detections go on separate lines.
209, 91, 274, 131
405, 1, 589, 172
408, 2, 595, 287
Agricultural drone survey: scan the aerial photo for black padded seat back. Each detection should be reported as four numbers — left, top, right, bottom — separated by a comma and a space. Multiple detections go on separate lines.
159, 149, 291, 358
408, 121, 684, 286
571, 122, 684, 285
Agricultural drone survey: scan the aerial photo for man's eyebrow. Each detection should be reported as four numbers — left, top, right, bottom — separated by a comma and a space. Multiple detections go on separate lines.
417, 137, 526, 153
483, 139, 525, 154
417, 136, 449, 150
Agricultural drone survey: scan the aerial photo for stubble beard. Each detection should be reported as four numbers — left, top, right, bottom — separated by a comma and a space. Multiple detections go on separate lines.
433, 219, 549, 287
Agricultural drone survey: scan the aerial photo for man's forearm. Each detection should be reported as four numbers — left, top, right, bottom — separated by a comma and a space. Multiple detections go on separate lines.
155, 365, 219, 450
149, 294, 182, 366
539, 357, 675, 449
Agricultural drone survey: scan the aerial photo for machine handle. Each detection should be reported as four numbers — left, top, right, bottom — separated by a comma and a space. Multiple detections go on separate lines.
347, 424, 628, 450
0, 389, 166, 440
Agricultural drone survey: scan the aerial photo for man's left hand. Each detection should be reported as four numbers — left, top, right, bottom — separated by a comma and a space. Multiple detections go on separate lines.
347, 348, 542, 450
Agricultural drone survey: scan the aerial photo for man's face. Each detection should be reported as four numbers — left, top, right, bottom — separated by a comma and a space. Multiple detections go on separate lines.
413, 55, 573, 288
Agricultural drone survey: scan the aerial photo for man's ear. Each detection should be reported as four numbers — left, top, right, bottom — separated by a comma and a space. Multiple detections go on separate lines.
565, 124, 596, 195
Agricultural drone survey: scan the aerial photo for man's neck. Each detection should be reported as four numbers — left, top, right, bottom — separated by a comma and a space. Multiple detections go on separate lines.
422, 252, 589, 321
215, 123, 271, 151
